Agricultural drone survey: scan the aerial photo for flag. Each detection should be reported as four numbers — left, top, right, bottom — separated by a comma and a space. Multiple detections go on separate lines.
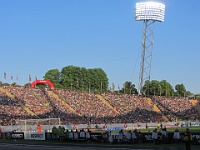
16, 76, 18, 81
123, 83, 126, 94
118, 84, 120, 91
112, 83, 115, 91
35, 75, 37, 80
11, 74, 13, 80
29, 74, 31, 82
4, 72, 6, 80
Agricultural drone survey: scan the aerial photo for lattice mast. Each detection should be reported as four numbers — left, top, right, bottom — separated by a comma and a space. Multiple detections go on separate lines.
135, 2, 165, 95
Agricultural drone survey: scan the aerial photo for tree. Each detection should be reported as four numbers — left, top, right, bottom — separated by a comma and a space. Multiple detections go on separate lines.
142, 80, 151, 96
143, 80, 174, 96
175, 84, 186, 97
44, 65, 109, 92
122, 81, 138, 95
87, 68, 108, 93
150, 80, 160, 96
24, 83, 31, 88
159, 80, 174, 96
43, 69, 62, 88
11, 82, 17, 86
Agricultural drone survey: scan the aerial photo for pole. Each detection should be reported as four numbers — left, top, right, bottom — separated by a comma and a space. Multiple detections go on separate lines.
100, 81, 102, 93
4, 72, 6, 84
184, 88, 186, 98
138, 20, 155, 95
89, 82, 90, 94
11, 118, 13, 132
159, 85, 162, 96
25, 119, 26, 133
49, 116, 50, 132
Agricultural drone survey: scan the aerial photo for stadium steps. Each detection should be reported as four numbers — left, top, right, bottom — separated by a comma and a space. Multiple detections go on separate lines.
47, 90, 81, 116
96, 94, 120, 114
20, 103, 39, 117
153, 104, 169, 122
190, 99, 198, 106
146, 97, 169, 122
0, 87, 38, 117
190, 99, 200, 114
145, 97, 153, 105
0, 87, 14, 98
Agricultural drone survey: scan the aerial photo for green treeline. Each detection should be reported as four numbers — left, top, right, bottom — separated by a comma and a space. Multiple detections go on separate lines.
43, 65, 109, 93
42, 65, 193, 97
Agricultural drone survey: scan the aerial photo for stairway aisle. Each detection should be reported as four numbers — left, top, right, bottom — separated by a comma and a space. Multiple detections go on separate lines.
96, 94, 120, 115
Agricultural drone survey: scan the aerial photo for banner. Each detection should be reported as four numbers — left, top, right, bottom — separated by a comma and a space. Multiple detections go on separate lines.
24, 132, 45, 140
0, 132, 24, 139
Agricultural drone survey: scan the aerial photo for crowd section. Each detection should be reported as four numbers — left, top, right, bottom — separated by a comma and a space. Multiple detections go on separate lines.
0, 90, 26, 126
44, 90, 83, 124
101, 93, 163, 123
5, 86, 53, 116
53, 89, 118, 124
152, 96, 199, 122
0, 85, 199, 126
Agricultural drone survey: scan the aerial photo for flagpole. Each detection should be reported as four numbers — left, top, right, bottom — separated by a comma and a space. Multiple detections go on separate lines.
10, 74, 13, 85
35, 75, 37, 88
88, 82, 90, 94
100, 81, 102, 93
124, 83, 125, 94
22, 74, 24, 87
16, 75, 18, 85
4, 72, 6, 84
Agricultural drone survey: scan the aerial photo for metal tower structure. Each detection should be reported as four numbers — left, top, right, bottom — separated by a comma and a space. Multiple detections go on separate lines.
135, 2, 165, 95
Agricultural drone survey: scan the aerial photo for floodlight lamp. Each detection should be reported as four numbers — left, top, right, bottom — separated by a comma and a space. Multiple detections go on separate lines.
135, 2, 165, 22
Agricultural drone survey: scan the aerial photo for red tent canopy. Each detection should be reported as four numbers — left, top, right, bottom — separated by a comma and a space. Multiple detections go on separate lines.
30, 80, 54, 89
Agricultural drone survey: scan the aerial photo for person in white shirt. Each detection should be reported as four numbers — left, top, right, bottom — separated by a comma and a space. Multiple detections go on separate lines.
73, 129, 79, 139
85, 129, 91, 140
173, 128, 180, 143
69, 130, 73, 139
79, 129, 85, 139
132, 129, 138, 143
152, 128, 158, 144
118, 129, 124, 143
125, 130, 132, 142
108, 131, 113, 143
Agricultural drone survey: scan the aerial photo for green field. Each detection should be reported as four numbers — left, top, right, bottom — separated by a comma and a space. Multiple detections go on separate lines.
140, 126, 200, 133
108, 126, 200, 134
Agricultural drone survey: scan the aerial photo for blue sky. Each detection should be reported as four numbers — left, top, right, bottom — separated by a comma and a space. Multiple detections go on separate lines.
0, 0, 200, 94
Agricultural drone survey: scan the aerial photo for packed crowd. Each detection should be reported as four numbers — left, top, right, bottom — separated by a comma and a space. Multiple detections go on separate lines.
0, 85, 199, 126
152, 96, 199, 122
53, 89, 118, 124
101, 93, 163, 123
5, 86, 53, 116
0, 90, 27, 126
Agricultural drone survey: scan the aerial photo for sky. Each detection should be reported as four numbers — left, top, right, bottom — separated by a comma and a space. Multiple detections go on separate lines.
0, 0, 200, 94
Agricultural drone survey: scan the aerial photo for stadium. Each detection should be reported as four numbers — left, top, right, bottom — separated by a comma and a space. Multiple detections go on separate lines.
1, 3, 200, 144
0, 78, 200, 146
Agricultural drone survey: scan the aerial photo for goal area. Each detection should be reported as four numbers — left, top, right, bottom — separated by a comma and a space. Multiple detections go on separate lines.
16, 118, 61, 132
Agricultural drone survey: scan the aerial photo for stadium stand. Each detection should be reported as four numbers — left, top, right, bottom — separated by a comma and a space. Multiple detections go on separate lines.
152, 96, 199, 122
0, 85, 199, 126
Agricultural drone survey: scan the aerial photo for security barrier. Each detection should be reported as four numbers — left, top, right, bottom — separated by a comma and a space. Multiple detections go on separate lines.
0, 131, 199, 145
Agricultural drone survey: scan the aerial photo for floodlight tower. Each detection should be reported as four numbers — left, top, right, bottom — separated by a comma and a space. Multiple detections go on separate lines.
135, 2, 165, 95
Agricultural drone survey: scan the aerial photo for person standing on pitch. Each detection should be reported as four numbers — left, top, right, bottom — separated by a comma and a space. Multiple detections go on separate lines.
184, 128, 192, 150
